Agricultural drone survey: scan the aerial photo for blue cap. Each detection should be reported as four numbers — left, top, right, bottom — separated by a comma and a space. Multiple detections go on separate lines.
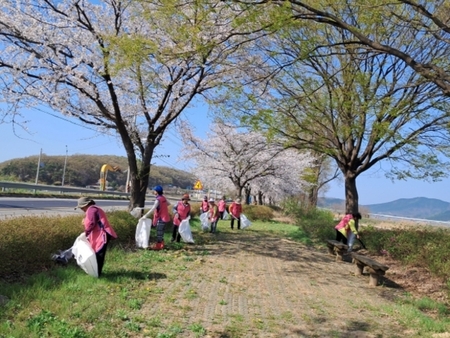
153, 185, 163, 194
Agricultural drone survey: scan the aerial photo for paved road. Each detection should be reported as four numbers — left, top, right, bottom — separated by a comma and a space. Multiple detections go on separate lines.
0, 196, 185, 218
0, 197, 130, 218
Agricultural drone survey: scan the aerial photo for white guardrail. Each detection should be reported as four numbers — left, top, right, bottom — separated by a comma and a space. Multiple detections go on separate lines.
0, 181, 130, 197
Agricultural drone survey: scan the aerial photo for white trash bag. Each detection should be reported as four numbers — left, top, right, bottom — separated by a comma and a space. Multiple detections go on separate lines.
130, 207, 144, 218
222, 209, 229, 220
178, 216, 194, 243
135, 218, 152, 249
71, 232, 98, 278
200, 212, 210, 231
240, 214, 252, 229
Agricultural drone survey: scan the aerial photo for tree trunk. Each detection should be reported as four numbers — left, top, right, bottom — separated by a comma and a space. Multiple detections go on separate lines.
232, 182, 243, 200
244, 185, 251, 205
125, 143, 155, 211
308, 185, 319, 208
258, 191, 264, 205
344, 173, 359, 215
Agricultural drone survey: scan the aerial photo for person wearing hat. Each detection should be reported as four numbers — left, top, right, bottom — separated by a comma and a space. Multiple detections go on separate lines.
171, 193, 192, 242
200, 195, 209, 214
208, 198, 219, 233
141, 185, 171, 250
229, 197, 242, 230
218, 196, 227, 220
76, 196, 118, 276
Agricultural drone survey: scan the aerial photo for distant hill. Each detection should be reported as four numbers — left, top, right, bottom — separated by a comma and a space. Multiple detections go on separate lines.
319, 197, 450, 221
0, 155, 196, 191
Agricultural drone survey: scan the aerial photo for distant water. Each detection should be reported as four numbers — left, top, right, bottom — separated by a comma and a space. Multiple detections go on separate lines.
369, 213, 450, 228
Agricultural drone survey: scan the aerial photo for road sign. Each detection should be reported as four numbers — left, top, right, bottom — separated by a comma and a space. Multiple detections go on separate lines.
193, 180, 203, 190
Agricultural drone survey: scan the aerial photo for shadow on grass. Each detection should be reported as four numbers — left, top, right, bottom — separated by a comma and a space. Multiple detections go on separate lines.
103, 270, 166, 282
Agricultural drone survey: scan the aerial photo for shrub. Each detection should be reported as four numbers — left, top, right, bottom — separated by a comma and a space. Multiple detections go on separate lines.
362, 225, 450, 281
241, 205, 274, 221
0, 211, 137, 280
278, 197, 335, 242
295, 208, 335, 242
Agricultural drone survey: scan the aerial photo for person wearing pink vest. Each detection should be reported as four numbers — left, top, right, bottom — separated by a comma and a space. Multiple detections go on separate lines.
334, 213, 361, 252
229, 197, 242, 230
142, 185, 171, 250
218, 196, 227, 220
200, 195, 209, 213
172, 193, 191, 242
208, 198, 219, 233
77, 196, 117, 276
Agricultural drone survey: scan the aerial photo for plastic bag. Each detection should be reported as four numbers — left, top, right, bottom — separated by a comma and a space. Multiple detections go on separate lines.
178, 216, 194, 243
222, 209, 229, 220
200, 212, 210, 231
135, 218, 152, 249
71, 232, 98, 277
240, 214, 252, 229
130, 207, 144, 218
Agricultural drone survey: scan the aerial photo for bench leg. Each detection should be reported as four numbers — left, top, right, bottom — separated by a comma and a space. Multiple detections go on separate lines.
327, 246, 334, 255
354, 262, 364, 275
334, 248, 344, 261
369, 273, 379, 287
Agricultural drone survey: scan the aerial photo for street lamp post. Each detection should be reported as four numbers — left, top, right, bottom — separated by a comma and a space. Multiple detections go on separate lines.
61, 145, 68, 187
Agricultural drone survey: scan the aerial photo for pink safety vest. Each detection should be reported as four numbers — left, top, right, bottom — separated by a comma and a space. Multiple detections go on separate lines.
229, 202, 242, 218
218, 199, 226, 212
84, 206, 118, 253
334, 214, 353, 233
209, 204, 219, 222
201, 200, 209, 212
173, 201, 191, 226
153, 195, 171, 225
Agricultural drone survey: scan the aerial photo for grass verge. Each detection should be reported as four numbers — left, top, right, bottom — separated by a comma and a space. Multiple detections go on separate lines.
0, 211, 449, 337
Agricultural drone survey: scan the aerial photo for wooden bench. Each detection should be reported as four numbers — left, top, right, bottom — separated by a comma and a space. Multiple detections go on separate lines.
351, 252, 389, 287
326, 240, 349, 261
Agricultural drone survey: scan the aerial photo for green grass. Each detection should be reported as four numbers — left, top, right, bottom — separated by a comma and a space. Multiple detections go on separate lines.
1, 207, 450, 337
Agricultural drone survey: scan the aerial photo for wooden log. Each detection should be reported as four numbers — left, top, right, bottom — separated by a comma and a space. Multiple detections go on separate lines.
326, 243, 335, 255
369, 273, 379, 287
351, 253, 389, 272
334, 247, 344, 262
327, 240, 348, 262
327, 240, 348, 251
351, 252, 389, 287
354, 262, 364, 275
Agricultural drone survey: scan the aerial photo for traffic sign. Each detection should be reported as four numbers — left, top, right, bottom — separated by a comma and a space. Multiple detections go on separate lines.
193, 180, 203, 190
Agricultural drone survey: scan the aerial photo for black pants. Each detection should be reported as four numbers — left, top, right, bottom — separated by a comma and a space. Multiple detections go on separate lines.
172, 225, 181, 242
335, 230, 347, 245
231, 217, 241, 230
95, 245, 108, 277
95, 233, 112, 277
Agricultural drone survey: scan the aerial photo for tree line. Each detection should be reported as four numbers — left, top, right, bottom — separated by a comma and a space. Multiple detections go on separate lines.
0, 155, 195, 192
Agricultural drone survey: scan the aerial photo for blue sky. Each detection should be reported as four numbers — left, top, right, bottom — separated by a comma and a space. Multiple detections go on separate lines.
1, 107, 449, 205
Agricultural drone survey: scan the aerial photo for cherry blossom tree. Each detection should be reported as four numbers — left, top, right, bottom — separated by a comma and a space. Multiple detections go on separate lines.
0, 0, 275, 209
179, 122, 314, 204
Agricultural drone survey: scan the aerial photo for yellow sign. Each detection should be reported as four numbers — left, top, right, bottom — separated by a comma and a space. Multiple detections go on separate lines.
193, 180, 203, 190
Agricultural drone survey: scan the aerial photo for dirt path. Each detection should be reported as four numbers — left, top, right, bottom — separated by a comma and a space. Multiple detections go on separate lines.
139, 230, 415, 338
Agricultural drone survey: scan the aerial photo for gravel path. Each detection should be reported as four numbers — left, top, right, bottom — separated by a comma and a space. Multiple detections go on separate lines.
139, 230, 410, 338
